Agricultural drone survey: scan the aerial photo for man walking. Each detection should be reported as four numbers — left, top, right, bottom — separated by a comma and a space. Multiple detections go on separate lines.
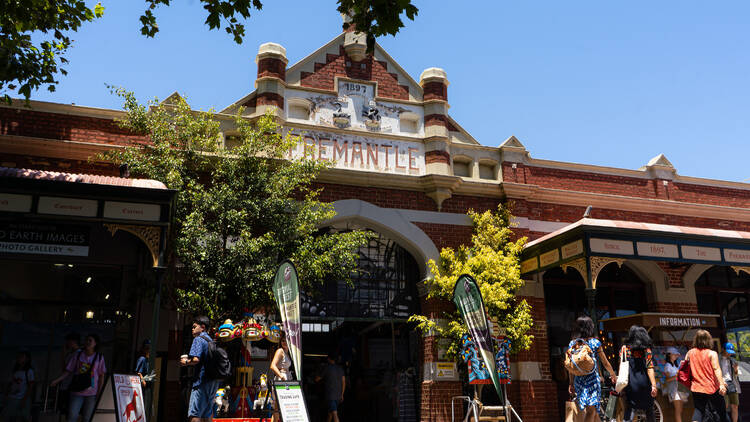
317, 352, 345, 422
181, 316, 220, 422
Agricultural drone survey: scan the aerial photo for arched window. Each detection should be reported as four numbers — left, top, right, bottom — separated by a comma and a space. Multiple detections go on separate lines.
301, 230, 420, 320
696, 266, 750, 362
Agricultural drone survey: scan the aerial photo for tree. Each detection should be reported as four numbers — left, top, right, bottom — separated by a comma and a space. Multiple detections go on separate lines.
103, 89, 369, 319
409, 205, 534, 358
2, 1, 418, 103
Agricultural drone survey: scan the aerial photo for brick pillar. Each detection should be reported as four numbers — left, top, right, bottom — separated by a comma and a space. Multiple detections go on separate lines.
420, 297, 462, 422
255, 42, 287, 115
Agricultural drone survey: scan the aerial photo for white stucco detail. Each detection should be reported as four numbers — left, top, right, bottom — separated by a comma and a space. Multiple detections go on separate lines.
326, 199, 440, 278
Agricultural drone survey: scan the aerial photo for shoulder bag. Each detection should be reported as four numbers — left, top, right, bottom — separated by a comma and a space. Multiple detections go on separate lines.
677, 350, 692, 389
615, 345, 629, 393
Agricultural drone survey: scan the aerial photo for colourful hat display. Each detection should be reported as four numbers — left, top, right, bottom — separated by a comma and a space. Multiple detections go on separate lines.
724, 342, 737, 355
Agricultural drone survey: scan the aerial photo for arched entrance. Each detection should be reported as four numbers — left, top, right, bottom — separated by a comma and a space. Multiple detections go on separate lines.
300, 227, 422, 422
695, 266, 750, 362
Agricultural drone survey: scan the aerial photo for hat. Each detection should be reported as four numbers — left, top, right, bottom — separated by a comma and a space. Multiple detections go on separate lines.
724, 342, 737, 355
666, 347, 680, 356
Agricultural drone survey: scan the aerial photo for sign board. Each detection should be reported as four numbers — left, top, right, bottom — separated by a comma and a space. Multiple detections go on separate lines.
113, 374, 147, 422
435, 362, 457, 380
601, 313, 720, 332
0, 193, 32, 212
636, 242, 679, 259
103, 202, 161, 222
92, 374, 116, 422
681, 245, 721, 262
38, 196, 98, 217
589, 238, 634, 255
0, 222, 90, 256
561, 240, 583, 259
273, 381, 310, 422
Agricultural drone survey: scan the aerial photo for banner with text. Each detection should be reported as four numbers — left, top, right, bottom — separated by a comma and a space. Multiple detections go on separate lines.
0, 222, 90, 256
453, 274, 502, 397
273, 260, 302, 380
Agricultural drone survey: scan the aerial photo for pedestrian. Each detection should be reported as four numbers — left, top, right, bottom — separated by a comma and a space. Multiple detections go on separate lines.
135, 339, 152, 417
719, 342, 741, 422
51, 334, 107, 422
58, 332, 80, 417
270, 331, 292, 422
662, 347, 689, 422
0, 351, 35, 422
180, 316, 220, 422
567, 316, 617, 422
620, 325, 657, 422
315, 352, 346, 422
686, 329, 728, 422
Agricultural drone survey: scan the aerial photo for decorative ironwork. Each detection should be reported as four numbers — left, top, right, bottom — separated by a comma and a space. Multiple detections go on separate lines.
301, 231, 419, 320
589, 257, 626, 289
731, 266, 750, 276
104, 224, 161, 267
561, 258, 588, 285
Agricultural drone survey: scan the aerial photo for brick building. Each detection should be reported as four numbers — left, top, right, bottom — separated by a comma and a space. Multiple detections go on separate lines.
2, 23, 750, 422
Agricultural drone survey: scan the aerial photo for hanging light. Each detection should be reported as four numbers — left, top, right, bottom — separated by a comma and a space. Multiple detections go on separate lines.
85, 310, 94, 319
85, 277, 92, 284
105, 293, 110, 300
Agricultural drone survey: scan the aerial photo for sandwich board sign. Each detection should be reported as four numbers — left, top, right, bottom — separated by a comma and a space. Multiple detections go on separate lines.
273, 381, 311, 422
113, 374, 146, 422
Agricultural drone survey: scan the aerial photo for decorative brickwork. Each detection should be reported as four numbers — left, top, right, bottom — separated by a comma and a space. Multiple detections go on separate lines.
425, 150, 450, 165
300, 47, 410, 100
424, 114, 448, 128
650, 302, 699, 313
656, 262, 690, 288
256, 92, 284, 108
257, 57, 286, 80
422, 81, 447, 101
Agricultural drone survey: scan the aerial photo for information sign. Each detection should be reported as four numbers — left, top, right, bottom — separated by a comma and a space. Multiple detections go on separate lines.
112, 373, 146, 422
273, 381, 311, 422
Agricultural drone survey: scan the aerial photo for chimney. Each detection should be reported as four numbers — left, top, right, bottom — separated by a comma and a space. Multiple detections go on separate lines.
341, 12, 367, 61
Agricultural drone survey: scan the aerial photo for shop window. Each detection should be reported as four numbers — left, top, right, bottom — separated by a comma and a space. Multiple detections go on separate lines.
301, 230, 420, 320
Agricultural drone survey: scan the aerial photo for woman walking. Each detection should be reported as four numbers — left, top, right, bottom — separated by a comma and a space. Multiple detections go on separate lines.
620, 326, 657, 422
568, 316, 617, 422
0, 351, 35, 422
686, 330, 727, 422
270, 331, 292, 422
663, 347, 689, 422
51, 334, 107, 422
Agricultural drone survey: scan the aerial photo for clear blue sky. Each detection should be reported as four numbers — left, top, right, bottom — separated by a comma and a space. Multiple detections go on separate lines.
28, 1, 750, 182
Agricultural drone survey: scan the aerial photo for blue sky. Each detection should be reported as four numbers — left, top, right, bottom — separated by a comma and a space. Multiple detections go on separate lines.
27, 1, 750, 182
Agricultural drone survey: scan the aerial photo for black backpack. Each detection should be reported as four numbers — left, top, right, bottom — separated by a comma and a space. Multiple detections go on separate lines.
203, 335, 231, 381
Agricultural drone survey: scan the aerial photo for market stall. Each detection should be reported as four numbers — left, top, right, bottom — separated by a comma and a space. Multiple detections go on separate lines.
600, 312, 721, 422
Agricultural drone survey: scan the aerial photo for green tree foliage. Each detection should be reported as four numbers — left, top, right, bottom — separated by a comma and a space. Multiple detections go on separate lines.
409, 205, 534, 358
1, 0, 104, 103
3, 1, 418, 103
103, 89, 369, 320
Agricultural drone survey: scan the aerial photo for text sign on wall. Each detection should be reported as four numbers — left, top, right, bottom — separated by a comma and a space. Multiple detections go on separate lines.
38, 196, 97, 217
589, 238, 634, 255
104, 202, 161, 222
338, 80, 375, 99
0, 222, 90, 256
681, 245, 721, 262
723, 248, 750, 264
0, 193, 32, 213
288, 131, 425, 175
520, 257, 538, 274
539, 249, 560, 267
113, 374, 147, 422
636, 242, 679, 259
561, 240, 583, 259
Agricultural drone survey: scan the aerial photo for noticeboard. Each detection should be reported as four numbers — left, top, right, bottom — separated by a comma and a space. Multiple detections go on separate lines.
112, 374, 147, 422
273, 381, 310, 422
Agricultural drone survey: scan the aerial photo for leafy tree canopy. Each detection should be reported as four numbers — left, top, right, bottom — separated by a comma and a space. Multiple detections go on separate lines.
2, 0, 418, 103
103, 89, 369, 320
409, 205, 534, 358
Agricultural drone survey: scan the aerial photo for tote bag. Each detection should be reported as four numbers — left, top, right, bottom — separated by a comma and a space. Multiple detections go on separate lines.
615, 346, 629, 393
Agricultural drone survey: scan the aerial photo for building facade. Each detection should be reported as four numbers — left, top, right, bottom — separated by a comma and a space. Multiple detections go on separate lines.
2, 24, 750, 422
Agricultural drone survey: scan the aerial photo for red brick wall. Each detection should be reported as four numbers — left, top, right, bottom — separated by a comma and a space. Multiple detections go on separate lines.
650, 302, 699, 313
656, 262, 690, 288
257, 57, 286, 80
414, 223, 473, 251
421, 381, 462, 422
422, 81, 447, 102
314, 182, 437, 211
0, 107, 139, 146
300, 47, 410, 100
507, 381, 559, 422
425, 150, 450, 165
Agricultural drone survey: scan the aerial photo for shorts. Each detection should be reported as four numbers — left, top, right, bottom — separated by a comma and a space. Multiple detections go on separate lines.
327, 399, 340, 412
725, 392, 739, 406
189, 380, 220, 418
668, 390, 689, 402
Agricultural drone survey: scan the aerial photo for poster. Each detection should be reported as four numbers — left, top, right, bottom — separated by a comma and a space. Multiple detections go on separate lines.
273, 260, 303, 380
453, 274, 502, 397
113, 374, 146, 422
273, 381, 311, 422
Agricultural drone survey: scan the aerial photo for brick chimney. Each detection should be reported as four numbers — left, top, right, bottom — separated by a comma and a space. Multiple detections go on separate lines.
255, 42, 287, 115
421, 68, 451, 176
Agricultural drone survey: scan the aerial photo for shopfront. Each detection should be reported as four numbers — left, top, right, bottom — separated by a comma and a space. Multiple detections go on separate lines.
0, 168, 175, 420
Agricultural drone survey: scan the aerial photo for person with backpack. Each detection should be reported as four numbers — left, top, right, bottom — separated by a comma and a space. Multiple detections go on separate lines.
719, 343, 741, 422
567, 316, 617, 422
620, 325, 657, 422
1, 350, 35, 422
181, 316, 223, 422
51, 334, 107, 422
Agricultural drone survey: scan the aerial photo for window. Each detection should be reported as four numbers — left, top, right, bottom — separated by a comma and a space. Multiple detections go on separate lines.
287, 98, 311, 121
479, 163, 496, 180
453, 159, 471, 177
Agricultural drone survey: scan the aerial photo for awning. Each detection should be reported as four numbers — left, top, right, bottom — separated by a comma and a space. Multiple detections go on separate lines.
520, 217, 750, 288
0, 167, 176, 267
600, 312, 721, 332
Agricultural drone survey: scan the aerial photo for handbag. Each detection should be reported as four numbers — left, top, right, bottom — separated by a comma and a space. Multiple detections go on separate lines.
604, 391, 618, 420
677, 353, 692, 389
615, 346, 629, 393
69, 351, 100, 393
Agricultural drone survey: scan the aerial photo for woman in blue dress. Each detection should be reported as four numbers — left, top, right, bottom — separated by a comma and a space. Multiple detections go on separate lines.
568, 316, 617, 422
